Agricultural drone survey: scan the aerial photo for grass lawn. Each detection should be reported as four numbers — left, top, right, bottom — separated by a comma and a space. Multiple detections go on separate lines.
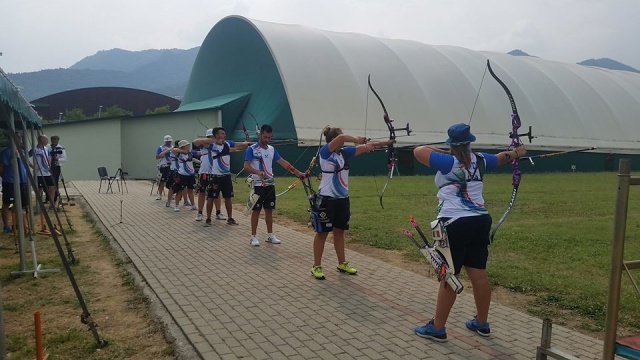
235, 171, 640, 334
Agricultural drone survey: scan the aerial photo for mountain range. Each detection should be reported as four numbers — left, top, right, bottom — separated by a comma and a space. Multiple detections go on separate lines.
9, 48, 200, 101
7, 47, 640, 102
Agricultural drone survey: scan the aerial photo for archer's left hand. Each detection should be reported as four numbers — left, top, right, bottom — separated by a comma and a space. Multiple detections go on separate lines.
355, 136, 368, 145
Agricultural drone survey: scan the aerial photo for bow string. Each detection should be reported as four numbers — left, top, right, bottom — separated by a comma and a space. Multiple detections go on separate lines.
275, 126, 327, 197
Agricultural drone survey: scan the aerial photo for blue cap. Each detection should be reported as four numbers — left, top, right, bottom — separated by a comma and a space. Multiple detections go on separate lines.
445, 123, 476, 146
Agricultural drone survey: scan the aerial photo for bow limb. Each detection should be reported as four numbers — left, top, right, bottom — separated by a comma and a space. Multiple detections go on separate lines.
276, 178, 301, 197
378, 165, 393, 208
486, 59, 524, 242
240, 120, 251, 142
246, 110, 261, 138
367, 75, 396, 209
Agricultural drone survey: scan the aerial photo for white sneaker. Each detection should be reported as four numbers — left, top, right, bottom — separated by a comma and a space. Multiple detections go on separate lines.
156, 194, 162, 200
266, 234, 281, 244
215, 213, 227, 220
174, 206, 180, 212
250, 236, 260, 246
195, 213, 203, 221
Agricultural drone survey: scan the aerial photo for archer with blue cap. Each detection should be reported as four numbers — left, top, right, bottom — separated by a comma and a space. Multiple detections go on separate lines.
412, 123, 527, 343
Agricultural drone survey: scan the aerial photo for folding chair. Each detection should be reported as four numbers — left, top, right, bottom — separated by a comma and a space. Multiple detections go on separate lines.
115, 168, 128, 194
98, 167, 119, 193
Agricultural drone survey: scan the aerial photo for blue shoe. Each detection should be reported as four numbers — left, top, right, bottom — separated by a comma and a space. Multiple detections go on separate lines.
465, 316, 491, 337
3, 225, 12, 233
415, 319, 447, 342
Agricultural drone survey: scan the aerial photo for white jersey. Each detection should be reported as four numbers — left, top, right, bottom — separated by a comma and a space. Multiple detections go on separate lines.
156, 144, 172, 167
46, 144, 67, 164
211, 141, 236, 175
317, 145, 356, 198
434, 153, 488, 218
198, 145, 213, 174
176, 152, 196, 176
244, 143, 282, 186
33, 146, 51, 177
169, 152, 179, 171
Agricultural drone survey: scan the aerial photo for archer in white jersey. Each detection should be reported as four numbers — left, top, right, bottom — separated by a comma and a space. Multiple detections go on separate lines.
193, 127, 251, 225
412, 122, 527, 342
155, 135, 173, 200
310, 127, 393, 280
243, 124, 304, 246
170, 140, 199, 211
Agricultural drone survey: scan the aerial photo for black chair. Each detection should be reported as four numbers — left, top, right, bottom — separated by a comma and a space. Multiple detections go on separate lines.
98, 167, 119, 193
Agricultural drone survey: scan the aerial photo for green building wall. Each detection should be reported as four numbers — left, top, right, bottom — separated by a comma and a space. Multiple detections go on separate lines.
236, 144, 640, 178
43, 118, 122, 181
43, 108, 220, 181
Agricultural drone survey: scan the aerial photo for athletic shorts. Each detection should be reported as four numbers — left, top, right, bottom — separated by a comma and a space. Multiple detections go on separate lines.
2, 182, 28, 207
315, 196, 350, 232
37, 176, 55, 188
165, 170, 176, 188
252, 185, 276, 210
442, 214, 493, 274
159, 166, 171, 182
198, 173, 213, 193
172, 174, 195, 192
210, 175, 234, 199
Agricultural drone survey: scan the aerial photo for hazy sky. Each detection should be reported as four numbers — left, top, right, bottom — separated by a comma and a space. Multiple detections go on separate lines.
1, 0, 638, 73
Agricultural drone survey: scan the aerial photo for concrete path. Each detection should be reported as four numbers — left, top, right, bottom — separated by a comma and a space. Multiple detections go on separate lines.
72, 180, 612, 360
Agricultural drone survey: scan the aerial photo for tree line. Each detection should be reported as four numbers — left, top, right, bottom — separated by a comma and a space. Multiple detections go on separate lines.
46, 104, 172, 123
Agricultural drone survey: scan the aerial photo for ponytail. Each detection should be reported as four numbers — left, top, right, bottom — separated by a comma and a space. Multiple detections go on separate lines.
450, 144, 472, 170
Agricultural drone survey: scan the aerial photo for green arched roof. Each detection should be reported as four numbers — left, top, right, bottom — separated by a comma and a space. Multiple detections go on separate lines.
179, 16, 293, 141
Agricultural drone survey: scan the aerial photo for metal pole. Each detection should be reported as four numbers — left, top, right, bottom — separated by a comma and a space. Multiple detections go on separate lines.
8, 113, 27, 270
602, 159, 630, 359
0, 281, 6, 359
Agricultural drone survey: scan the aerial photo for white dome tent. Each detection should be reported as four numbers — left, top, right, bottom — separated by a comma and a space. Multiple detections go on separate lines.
182, 16, 640, 154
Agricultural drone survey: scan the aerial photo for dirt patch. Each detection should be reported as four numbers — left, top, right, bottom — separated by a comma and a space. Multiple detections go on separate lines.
0, 198, 174, 359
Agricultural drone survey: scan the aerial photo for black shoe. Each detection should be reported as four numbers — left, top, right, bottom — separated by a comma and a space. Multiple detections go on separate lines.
227, 218, 238, 225
204, 219, 212, 227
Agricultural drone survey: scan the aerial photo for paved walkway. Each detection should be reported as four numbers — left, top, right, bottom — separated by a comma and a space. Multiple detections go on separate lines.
73, 180, 611, 360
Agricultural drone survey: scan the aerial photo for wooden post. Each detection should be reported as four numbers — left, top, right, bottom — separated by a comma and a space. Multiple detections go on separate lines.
603, 159, 631, 359
35, 311, 43, 360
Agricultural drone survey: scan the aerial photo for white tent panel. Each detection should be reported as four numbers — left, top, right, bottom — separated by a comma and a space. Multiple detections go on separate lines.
248, 17, 640, 152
